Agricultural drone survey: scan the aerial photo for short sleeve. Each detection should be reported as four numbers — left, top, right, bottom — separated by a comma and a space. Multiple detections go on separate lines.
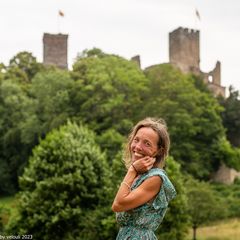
133, 168, 177, 210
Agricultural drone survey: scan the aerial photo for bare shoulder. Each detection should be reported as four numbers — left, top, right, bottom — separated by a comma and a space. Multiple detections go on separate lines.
140, 175, 162, 191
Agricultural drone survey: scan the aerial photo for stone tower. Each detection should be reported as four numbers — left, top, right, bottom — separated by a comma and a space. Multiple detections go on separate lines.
169, 27, 225, 97
43, 33, 68, 69
131, 55, 141, 68
169, 27, 200, 74
212, 61, 221, 85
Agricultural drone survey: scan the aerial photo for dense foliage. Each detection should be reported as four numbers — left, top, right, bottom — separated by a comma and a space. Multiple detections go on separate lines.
70, 48, 149, 134
0, 66, 73, 194
185, 177, 228, 240
0, 79, 35, 193
0, 48, 240, 239
143, 64, 229, 178
218, 86, 240, 147
185, 177, 240, 239
7, 122, 113, 240
211, 180, 240, 218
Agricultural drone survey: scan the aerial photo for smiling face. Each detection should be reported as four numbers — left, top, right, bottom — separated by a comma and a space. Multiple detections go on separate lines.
130, 127, 159, 162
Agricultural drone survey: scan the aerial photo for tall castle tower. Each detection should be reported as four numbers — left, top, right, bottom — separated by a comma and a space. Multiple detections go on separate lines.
169, 27, 200, 74
43, 33, 68, 69
169, 27, 225, 97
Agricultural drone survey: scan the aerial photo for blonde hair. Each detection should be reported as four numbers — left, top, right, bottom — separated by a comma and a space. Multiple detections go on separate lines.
123, 117, 170, 169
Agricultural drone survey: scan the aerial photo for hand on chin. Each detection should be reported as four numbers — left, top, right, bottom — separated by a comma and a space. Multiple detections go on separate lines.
131, 155, 156, 174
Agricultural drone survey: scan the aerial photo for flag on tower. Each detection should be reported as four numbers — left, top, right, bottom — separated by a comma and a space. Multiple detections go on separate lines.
59, 10, 64, 17
195, 8, 200, 20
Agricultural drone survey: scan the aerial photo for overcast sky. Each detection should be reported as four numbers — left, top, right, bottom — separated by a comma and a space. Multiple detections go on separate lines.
1, 0, 240, 91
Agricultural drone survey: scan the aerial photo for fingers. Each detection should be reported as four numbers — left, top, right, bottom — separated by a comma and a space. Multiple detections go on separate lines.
140, 156, 155, 163
146, 157, 155, 170
144, 156, 155, 164
134, 156, 156, 173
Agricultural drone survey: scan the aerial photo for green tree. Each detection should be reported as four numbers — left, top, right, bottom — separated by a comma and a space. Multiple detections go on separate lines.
211, 137, 240, 171
7, 121, 113, 240
212, 180, 240, 219
0, 79, 36, 194
70, 48, 149, 135
28, 68, 74, 140
5, 51, 43, 83
219, 86, 240, 147
96, 128, 125, 162
143, 64, 225, 179
186, 178, 227, 240
191, 74, 212, 94
0, 63, 5, 82
0, 65, 73, 194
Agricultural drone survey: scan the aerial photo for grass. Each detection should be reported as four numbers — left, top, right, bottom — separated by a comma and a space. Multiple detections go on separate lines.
0, 195, 19, 226
187, 218, 240, 240
1, 196, 240, 240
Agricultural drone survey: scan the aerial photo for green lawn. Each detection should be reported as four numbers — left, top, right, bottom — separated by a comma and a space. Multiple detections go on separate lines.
187, 218, 240, 240
0, 196, 15, 206
0, 195, 18, 226
1, 196, 240, 240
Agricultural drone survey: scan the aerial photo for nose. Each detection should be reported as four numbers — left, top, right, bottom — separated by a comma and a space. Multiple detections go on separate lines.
135, 142, 143, 151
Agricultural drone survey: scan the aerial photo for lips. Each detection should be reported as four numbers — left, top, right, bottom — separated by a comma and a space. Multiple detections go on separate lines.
134, 152, 145, 158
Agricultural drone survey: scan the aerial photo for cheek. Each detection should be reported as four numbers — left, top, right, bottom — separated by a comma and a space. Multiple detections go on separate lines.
130, 142, 135, 151
141, 147, 154, 156
147, 147, 158, 157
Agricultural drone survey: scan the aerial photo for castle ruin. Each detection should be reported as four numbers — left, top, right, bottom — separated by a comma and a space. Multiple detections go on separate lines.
131, 55, 141, 68
212, 163, 240, 185
42, 29, 237, 184
42, 28, 225, 98
169, 27, 200, 74
43, 33, 68, 69
169, 27, 239, 183
169, 27, 225, 97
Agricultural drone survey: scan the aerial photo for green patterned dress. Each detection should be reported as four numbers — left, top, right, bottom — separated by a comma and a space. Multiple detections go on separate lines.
116, 168, 176, 240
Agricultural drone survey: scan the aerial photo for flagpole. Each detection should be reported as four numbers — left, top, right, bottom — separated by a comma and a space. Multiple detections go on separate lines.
195, 8, 201, 30
58, 10, 65, 34
57, 13, 60, 33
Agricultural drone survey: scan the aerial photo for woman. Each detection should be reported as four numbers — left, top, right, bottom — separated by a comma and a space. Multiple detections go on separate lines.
112, 117, 176, 239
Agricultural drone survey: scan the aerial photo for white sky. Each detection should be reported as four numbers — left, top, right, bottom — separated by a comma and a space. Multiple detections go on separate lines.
1, 0, 240, 91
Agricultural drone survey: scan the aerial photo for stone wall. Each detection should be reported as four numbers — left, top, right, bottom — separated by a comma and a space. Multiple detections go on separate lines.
201, 61, 225, 97
169, 27, 225, 98
131, 55, 141, 68
169, 27, 200, 74
212, 163, 240, 184
43, 33, 68, 69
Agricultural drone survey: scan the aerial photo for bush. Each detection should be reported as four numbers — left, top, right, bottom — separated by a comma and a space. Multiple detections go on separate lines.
7, 121, 113, 240
211, 181, 240, 218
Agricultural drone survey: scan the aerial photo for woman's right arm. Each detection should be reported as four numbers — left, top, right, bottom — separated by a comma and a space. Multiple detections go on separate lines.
111, 156, 159, 212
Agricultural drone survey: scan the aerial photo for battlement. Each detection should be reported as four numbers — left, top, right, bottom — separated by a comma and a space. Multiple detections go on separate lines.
170, 27, 199, 37
169, 27, 200, 74
41, 27, 225, 97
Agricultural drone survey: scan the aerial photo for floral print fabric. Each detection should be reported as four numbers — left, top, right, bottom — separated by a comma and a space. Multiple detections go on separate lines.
116, 168, 176, 239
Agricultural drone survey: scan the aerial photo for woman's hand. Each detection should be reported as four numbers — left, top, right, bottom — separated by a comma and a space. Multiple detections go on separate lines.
132, 156, 156, 174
